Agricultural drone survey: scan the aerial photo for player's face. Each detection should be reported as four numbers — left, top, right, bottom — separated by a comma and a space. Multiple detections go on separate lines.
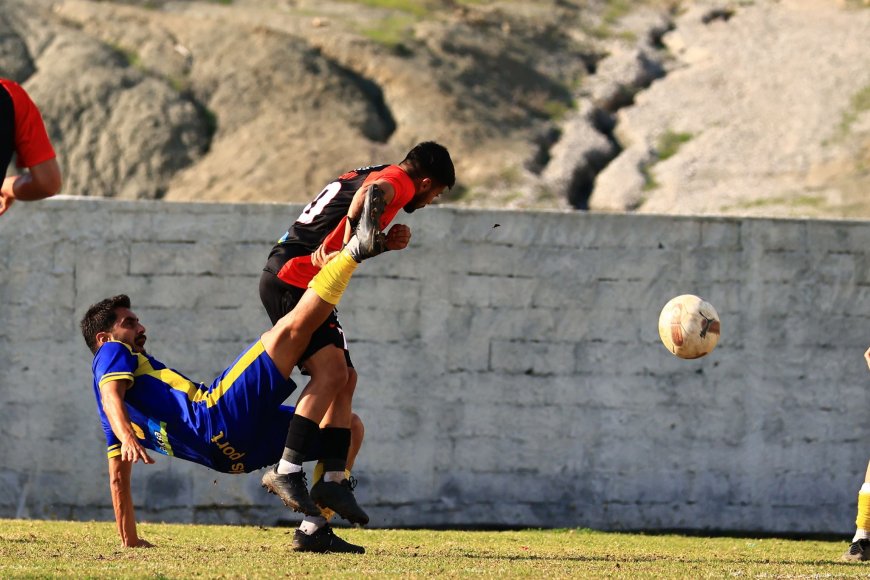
403, 178, 446, 213
110, 307, 148, 353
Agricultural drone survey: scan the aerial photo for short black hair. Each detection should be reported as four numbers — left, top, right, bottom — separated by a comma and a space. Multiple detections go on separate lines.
80, 294, 131, 354
401, 141, 455, 189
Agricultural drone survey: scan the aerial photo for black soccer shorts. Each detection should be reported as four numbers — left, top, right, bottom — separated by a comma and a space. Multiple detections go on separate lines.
259, 269, 354, 371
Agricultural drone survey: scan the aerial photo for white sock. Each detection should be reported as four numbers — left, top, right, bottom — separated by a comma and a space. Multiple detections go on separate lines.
324, 470, 346, 483
299, 516, 327, 535
276, 459, 303, 475
853, 529, 869, 542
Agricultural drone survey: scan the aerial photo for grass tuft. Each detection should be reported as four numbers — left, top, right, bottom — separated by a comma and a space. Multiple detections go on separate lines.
656, 129, 693, 160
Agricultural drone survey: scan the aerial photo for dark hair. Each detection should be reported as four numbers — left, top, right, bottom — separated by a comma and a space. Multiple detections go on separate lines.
80, 294, 131, 354
401, 141, 455, 189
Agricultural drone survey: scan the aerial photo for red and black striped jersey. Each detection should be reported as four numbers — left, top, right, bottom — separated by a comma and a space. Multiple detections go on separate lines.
265, 164, 416, 288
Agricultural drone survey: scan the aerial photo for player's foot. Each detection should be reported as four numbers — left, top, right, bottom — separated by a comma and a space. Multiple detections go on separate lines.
260, 468, 321, 517
346, 184, 386, 262
291, 525, 365, 554
843, 539, 870, 561
310, 476, 370, 526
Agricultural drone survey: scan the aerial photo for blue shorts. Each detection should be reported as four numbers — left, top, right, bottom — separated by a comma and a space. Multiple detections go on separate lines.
204, 341, 300, 473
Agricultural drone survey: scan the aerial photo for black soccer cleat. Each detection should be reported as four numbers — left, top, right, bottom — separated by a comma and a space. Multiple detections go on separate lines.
843, 539, 870, 561
346, 184, 387, 262
310, 477, 370, 526
291, 525, 365, 554
260, 468, 322, 517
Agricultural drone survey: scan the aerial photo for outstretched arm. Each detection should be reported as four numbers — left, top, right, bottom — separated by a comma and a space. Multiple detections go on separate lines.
100, 379, 155, 547
107, 456, 152, 548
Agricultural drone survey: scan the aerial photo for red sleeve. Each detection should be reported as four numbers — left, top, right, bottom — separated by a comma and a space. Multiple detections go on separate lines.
0, 79, 56, 168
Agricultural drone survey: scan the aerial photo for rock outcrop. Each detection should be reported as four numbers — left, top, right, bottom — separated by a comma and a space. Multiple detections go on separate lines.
1, 0, 867, 218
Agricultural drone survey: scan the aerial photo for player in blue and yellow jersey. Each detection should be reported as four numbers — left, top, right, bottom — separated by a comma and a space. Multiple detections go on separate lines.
80, 189, 388, 553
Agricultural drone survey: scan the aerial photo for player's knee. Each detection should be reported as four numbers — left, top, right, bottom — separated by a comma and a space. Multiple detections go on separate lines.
316, 362, 349, 395
341, 368, 358, 398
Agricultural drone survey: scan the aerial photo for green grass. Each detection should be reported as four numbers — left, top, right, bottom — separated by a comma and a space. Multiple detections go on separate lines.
360, 13, 418, 53
337, 0, 433, 17
0, 519, 861, 578
641, 130, 694, 190
834, 84, 870, 141
656, 129, 694, 161
736, 193, 826, 209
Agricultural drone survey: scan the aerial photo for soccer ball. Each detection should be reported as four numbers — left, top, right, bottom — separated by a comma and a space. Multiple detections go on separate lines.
658, 294, 720, 359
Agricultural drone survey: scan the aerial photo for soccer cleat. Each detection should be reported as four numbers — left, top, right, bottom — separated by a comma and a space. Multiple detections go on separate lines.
345, 184, 387, 262
291, 525, 365, 554
260, 468, 322, 517
843, 539, 870, 561
310, 476, 370, 526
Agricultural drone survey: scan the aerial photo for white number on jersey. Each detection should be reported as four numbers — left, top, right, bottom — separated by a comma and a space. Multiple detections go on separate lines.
296, 181, 343, 225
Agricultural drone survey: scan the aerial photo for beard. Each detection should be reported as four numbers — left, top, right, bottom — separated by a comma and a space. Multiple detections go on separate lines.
403, 196, 423, 213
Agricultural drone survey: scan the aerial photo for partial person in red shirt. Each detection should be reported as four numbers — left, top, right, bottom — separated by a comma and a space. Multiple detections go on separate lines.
0, 78, 62, 217
259, 142, 455, 532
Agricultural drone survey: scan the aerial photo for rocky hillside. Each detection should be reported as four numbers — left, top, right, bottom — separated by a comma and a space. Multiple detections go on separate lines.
1, 0, 868, 218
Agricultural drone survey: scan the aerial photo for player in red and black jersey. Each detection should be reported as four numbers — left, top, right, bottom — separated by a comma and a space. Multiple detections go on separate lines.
259, 141, 455, 527
0, 78, 62, 217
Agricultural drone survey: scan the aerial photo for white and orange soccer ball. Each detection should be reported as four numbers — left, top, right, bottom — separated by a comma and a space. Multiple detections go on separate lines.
658, 294, 721, 359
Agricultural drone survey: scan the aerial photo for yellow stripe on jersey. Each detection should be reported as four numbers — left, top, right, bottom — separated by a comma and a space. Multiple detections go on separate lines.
202, 342, 266, 408
159, 421, 174, 456
98, 372, 134, 388
132, 342, 266, 409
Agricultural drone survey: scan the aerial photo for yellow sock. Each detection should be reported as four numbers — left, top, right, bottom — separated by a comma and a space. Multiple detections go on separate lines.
856, 492, 870, 531
308, 249, 358, 305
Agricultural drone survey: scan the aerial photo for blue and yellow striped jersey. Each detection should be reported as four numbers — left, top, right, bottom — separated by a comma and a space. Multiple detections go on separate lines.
91, 340, 297, 473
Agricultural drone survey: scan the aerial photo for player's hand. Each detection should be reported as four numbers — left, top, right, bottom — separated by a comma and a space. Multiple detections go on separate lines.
0, 186, 15, 217
311, 244, 339, 268
121, 436, 155, 464
385, 224, 411, 251
864, 346, 870, 371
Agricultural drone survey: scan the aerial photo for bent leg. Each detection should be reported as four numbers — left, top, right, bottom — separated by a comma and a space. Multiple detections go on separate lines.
321, 367, 357, 430
294, 346, 350, 425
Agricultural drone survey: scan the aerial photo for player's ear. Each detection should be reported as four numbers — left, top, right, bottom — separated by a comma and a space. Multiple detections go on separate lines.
419, 177, 432, 192
95, 331, 112, 348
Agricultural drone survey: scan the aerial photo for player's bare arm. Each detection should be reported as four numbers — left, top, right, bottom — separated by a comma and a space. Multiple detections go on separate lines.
100, 378, 154, 547
3, 158, 62, 201
0, 159, 62, 216
100, 379, 154, 465
864, 346, 870, 371
347, 179, 397, 225
347, 182, 411, 250
107, 456, 153, 548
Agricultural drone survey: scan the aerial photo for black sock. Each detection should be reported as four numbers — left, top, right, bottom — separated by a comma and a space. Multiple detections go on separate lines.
282, 415, 321, 465
320, 427, 351, 473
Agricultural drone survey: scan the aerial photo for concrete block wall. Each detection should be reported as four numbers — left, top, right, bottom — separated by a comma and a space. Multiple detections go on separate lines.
0, 198, 868, 534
